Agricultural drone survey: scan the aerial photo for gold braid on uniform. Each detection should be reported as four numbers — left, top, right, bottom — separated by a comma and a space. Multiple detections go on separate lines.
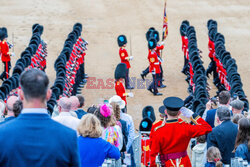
170, 159, 176, 167
170, 157, 182, 167
190, 113, 200, 125
154, 117, 166, 132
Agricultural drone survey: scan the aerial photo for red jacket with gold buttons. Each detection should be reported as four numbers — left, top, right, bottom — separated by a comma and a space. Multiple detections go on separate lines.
0, 41, 10, 62
150, 114, 212, 167
119, 47, 130, 69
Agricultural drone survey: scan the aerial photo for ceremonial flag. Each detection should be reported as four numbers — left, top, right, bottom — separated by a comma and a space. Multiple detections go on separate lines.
162, 1, 168, 41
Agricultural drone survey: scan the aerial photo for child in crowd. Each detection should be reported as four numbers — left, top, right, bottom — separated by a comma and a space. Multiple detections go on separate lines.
191, 135, 207, 167
205, 146, 223, 167
94, 104, 122, 149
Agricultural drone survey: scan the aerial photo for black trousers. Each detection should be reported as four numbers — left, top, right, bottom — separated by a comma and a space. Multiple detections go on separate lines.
72, 69, 82, 95
79, 63, 85, 80
143, 66, 163, 86
182, 56, 188, 73
125, 68, 130, 88
142, 67, 149, 77
159, 64, 163, 85
148, 73, 160, 94
0, 61, 11, 80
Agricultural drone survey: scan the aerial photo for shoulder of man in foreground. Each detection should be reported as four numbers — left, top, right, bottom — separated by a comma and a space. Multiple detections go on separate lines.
0, 115, 77, 137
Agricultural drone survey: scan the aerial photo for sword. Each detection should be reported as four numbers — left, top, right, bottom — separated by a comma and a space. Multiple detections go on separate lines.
129, 35, 132, 57
12, 32, 14, 53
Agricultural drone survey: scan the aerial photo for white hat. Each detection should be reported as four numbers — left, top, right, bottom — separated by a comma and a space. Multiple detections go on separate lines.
109, 95, 126, 109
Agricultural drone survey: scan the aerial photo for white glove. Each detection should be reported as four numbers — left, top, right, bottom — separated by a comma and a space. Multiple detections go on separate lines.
180, 107, 194, 118
152, 70, 156, 75
160, 41, 165, 45
129, 56, 133, 61
127, 92, 134, 97
11, 53, 15, 57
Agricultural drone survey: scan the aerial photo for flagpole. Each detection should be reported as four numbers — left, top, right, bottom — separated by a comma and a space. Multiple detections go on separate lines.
129, 35, 132, 94
160, 0, 167, 59
162, 0, 167, 42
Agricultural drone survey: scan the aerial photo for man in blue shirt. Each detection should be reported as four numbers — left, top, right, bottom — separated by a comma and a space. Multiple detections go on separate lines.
0, 69, 80, 167
207, 106, 238, 164
204, 91, 231, 128
75, 94, 87, 119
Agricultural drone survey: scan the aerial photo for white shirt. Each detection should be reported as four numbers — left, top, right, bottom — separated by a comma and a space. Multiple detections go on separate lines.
53, 112, 80, 132
21, 108, 49, 114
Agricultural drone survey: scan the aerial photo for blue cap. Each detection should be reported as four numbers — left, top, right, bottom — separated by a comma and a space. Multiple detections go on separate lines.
163, 97, 184, 111
158, 105, 166, 115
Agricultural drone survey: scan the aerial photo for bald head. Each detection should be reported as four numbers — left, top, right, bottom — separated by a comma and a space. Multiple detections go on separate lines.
69, 96, 80, 110
58, 97, 71, 112
7, 96, 19, 113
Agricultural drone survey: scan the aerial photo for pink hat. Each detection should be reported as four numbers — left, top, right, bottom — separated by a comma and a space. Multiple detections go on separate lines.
100, 104, 111, 118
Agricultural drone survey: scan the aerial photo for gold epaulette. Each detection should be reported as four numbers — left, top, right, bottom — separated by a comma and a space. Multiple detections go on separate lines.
154, 118, 166, 132
153, 120, 161, 126
178, 119, 188, 124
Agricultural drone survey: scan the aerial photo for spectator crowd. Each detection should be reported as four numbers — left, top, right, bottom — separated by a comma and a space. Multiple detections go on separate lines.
0, 69, 249, 167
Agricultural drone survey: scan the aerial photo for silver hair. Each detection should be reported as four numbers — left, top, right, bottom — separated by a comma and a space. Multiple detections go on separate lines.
217, 106, 231, 121
230, 99, 244, 110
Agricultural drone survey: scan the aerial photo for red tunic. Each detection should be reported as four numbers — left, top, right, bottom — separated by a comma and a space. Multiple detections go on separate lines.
155, 45, 164, 57
182, 36, 189, 59
141, 137, 151, 166
150, 115, 212, 167
155, 45, 164, 66
148, 50, 161, 74
149, 120, 164, 165
189, 62, 194, 86
78, 52, 85, 64
0, 41, 10, 62
115, 80, 126, 104
119, 47, 130, 69
40, 59, 46, 69
208, 39, 215, 59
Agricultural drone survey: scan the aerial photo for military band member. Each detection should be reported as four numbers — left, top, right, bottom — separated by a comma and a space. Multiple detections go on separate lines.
117, 35, 134, 89
114, 63, 133, 105
0, 27, 13, 80
153, 30, 166, 88
180, 21, 189, 75
147, 38, 162, 96
141, 29, 166, 88
150, 97, 212, 167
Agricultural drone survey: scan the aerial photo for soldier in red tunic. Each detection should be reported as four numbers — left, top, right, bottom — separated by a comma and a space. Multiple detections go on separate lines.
147, 38, 162, 96
117, 35, 134, 89
0, 27, 13, 81
114, 63, 133, 106
150, 97, 212, 167
180, 21, 190, 75
141, 28, 166, 88
153, 30, 166, 88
